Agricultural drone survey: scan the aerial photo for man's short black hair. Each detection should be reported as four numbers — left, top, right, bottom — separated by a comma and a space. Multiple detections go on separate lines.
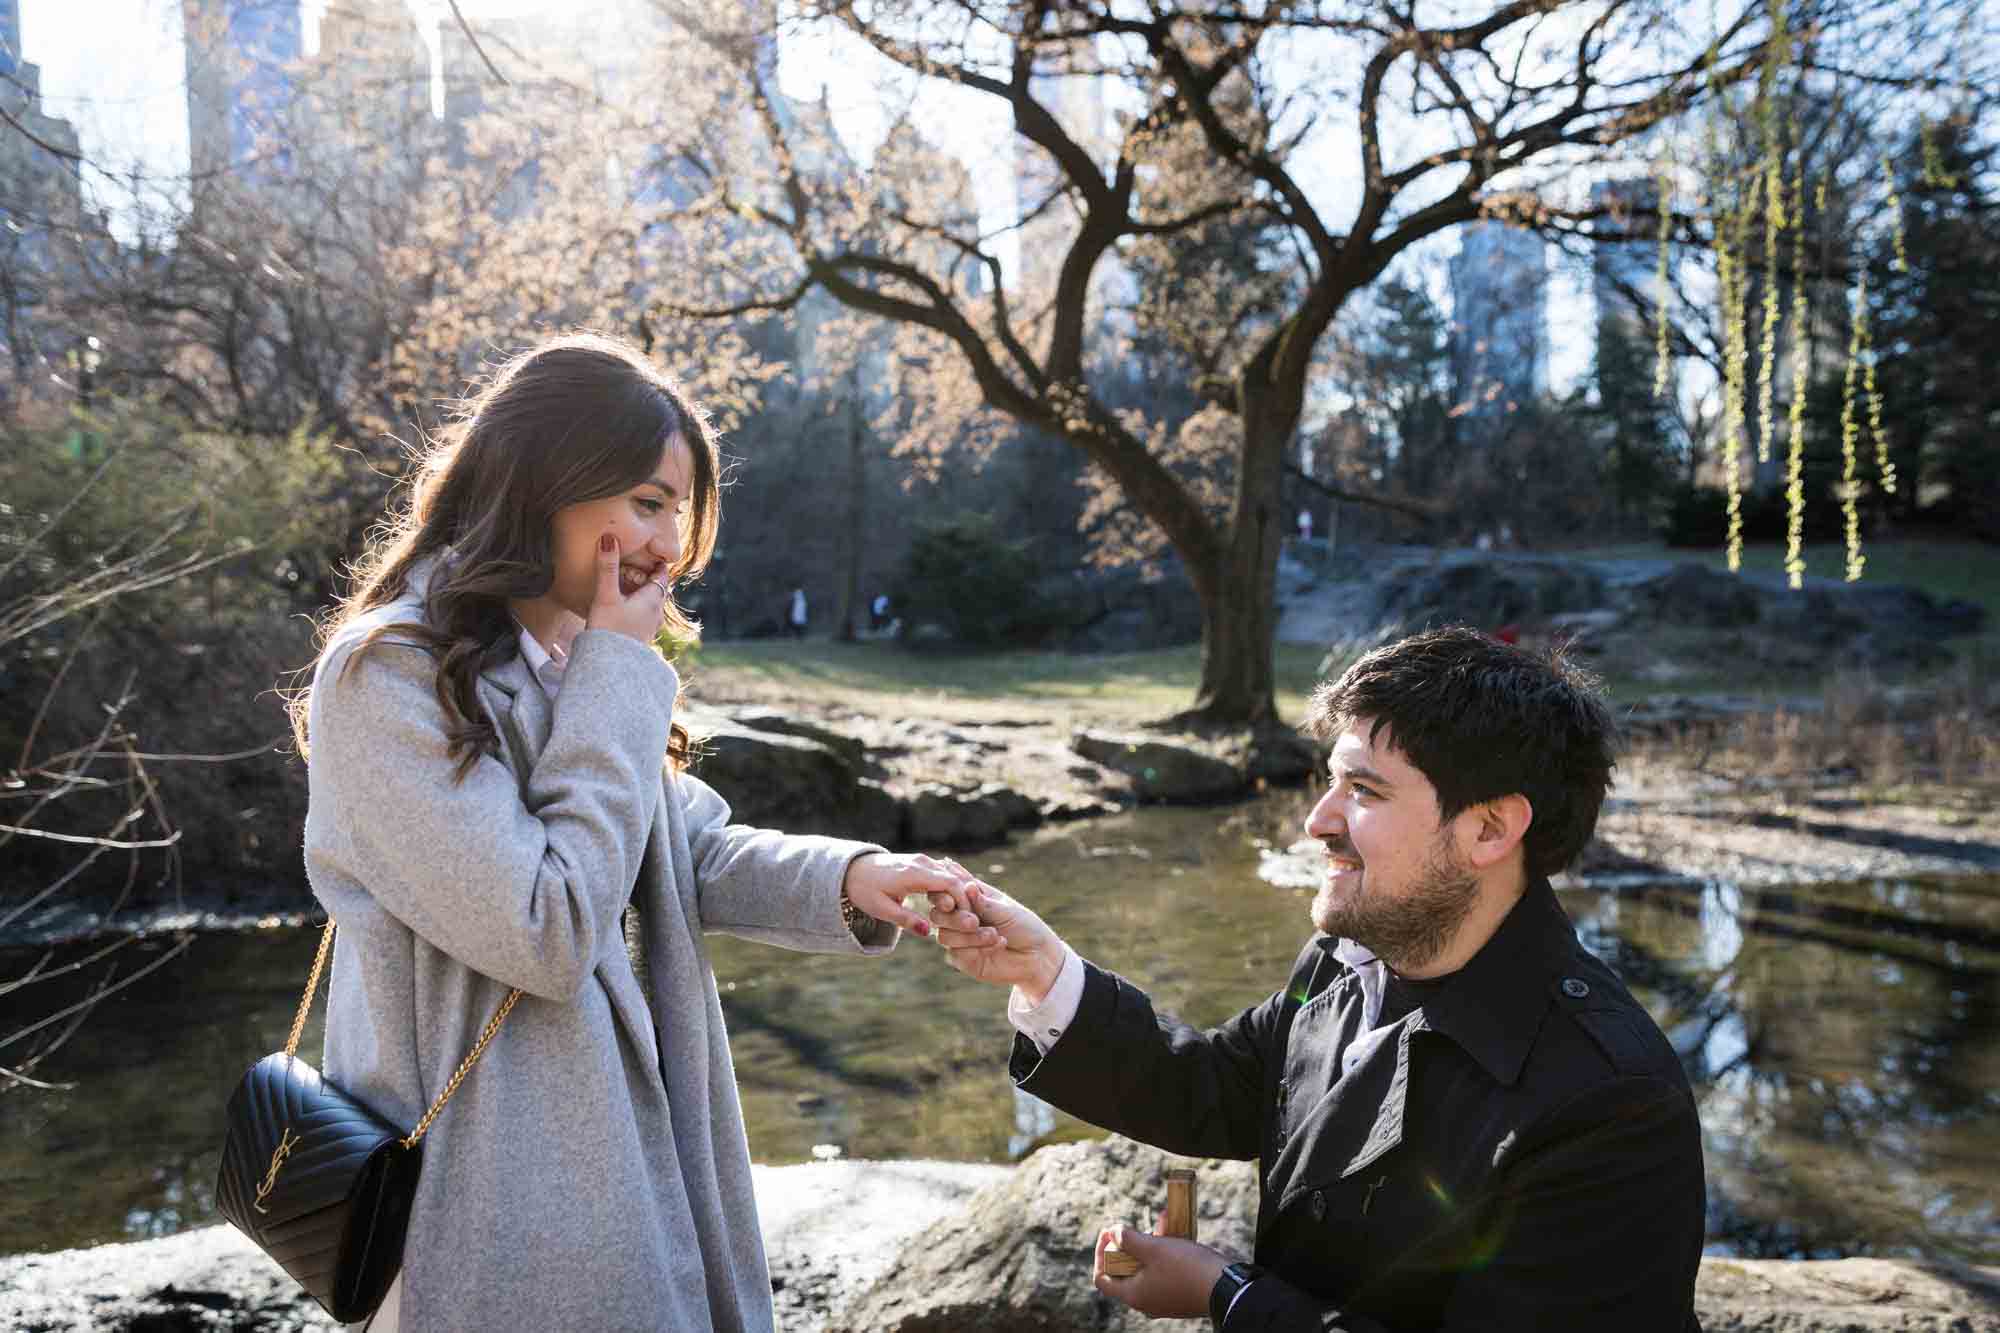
1305, 626, 1619, 879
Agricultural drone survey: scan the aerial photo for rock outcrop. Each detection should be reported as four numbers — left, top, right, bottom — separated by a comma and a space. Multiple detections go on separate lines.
827, 1138, 2000, 1333
1696, 1255, 2000, 1332
685, 703, 904, 846
683, 703, 1321, 851
1071, 731, 1248, 803
6, 1146, 1995, 1333
1280, 544, 1987, 676
1031, 562, 1204, 653
828, 1136, 1254, 1332
0, 1161, 1011, 1333
686, 706, 1053, 851
1372, 556, 1610, 634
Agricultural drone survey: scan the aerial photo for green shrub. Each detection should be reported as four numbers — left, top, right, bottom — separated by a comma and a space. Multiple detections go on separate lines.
892, 512, 1048, 649
1, 402, 361, 904
1657, 483, 1847, 549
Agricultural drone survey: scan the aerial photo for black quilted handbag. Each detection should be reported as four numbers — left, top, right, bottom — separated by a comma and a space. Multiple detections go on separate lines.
216, 921, 520, 1324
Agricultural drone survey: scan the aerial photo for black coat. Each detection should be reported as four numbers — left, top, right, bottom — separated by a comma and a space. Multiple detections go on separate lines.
1011, 880, 1706, 1331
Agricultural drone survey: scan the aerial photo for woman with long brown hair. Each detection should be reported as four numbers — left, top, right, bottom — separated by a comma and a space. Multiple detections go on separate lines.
292, 332, 988, 1330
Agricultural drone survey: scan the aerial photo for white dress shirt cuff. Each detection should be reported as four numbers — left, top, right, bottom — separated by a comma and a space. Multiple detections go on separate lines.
1007, 944, 1085, 1056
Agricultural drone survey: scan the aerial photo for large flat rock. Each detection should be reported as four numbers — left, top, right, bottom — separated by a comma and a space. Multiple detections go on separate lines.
0, 1160, 1008, 1333
4, 1150, 1994, 1332
827, 1136, 1255, 1332
826, 1138, 2000, 1333
1697, 1254, 2000, 1331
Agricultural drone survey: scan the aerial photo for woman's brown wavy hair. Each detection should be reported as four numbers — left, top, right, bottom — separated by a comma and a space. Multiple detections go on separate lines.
289, 332, 721, 779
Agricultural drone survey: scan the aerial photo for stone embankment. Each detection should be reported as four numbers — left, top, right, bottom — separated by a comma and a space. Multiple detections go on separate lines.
2, 708, 1322, 947
644, 703, 1318, 852
6, 1141, 1995, 1332
1275, 542, 1986, 679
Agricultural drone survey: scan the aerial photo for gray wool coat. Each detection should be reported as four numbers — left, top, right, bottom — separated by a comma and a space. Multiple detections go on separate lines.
303, 574, 893, 1331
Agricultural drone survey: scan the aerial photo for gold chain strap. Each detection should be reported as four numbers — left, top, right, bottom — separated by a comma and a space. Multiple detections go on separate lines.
283, 919, 523, 1151
402, 985, 522, 1148
282, 920, 338, 1061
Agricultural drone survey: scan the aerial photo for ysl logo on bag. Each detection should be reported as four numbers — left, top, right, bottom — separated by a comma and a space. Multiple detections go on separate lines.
254, 1127, 301, 1214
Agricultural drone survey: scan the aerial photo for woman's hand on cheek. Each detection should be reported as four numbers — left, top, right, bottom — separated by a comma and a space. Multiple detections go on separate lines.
586, 533, 669, 644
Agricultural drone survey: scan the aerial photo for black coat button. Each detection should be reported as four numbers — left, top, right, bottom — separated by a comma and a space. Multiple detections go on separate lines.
1562, 977, 1590, 998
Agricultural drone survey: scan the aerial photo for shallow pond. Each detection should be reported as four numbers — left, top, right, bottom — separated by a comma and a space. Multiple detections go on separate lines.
3, 795, 1997, 1261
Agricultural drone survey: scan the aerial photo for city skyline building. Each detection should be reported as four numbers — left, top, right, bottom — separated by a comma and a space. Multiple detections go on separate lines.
182, 0, 303, 191
1591, 177, 1660, 345
1, 0, 22, 77
0, 14, 86, 402
1448, 219, 1549, 431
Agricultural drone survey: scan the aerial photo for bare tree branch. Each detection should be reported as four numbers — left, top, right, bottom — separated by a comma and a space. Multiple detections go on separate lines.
0, 933, 195, 1056
0, 102, 81, 161
444, 1, 511, 86
1284, 461, 1445, 521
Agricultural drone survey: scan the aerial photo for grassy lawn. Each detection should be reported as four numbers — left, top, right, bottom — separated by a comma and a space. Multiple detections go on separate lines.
682, 638, 1332, 726
683, 538, 1998, 723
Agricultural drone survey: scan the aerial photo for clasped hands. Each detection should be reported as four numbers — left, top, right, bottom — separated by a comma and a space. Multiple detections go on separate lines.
914, 873, 1235, 1320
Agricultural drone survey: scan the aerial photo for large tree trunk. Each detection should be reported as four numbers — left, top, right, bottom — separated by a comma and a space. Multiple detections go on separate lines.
1187, 394, 1289, 725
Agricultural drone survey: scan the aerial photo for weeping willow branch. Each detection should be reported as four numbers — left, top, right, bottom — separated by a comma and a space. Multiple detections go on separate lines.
1862, 307, 1894, 498
1680, 6, 1946, 584
1718, 183, 1752, 573
1784, 164, 1812, 590
1840, 268, 1868, 582
1756, 173, 1782, 468
1882, 153, 1909, 273
1755, 7, 1790, 466
1918, 116, 1959, 189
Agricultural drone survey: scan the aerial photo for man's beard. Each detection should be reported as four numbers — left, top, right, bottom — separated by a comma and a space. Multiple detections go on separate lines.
1310, 832, 1480, 974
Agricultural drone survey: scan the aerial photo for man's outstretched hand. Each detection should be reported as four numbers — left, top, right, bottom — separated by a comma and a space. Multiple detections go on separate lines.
927, 881, 1068, 1005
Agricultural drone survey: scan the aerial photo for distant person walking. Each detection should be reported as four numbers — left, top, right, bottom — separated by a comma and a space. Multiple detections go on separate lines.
788, 587, 808, 639
870, 593, 890, 633
1298, 508, 1313, 541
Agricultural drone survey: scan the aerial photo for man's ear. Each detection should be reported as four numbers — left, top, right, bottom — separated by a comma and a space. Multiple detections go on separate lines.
1463, 793, 1533, 870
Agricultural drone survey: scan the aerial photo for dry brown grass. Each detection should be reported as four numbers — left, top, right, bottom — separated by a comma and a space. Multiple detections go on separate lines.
1624, 663, 2000, 804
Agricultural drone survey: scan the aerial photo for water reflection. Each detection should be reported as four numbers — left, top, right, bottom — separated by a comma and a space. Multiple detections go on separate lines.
1561, 876, 2000, 1262
1, 800, 1996, 1266
1009, 1087, 1057, 1160
1698, 881, 1746, 971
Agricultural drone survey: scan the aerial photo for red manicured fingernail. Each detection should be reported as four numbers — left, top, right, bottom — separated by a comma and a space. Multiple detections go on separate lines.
915, 921, 932, 937
599, 534, 614, 553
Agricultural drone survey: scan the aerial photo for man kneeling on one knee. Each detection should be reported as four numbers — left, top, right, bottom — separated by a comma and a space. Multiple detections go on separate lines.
930, 627, 1706, 1332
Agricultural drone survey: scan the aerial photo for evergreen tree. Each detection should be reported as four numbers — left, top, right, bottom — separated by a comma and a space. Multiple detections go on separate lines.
1590, 319, 1682, 532
1868, 120, 1999, 538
